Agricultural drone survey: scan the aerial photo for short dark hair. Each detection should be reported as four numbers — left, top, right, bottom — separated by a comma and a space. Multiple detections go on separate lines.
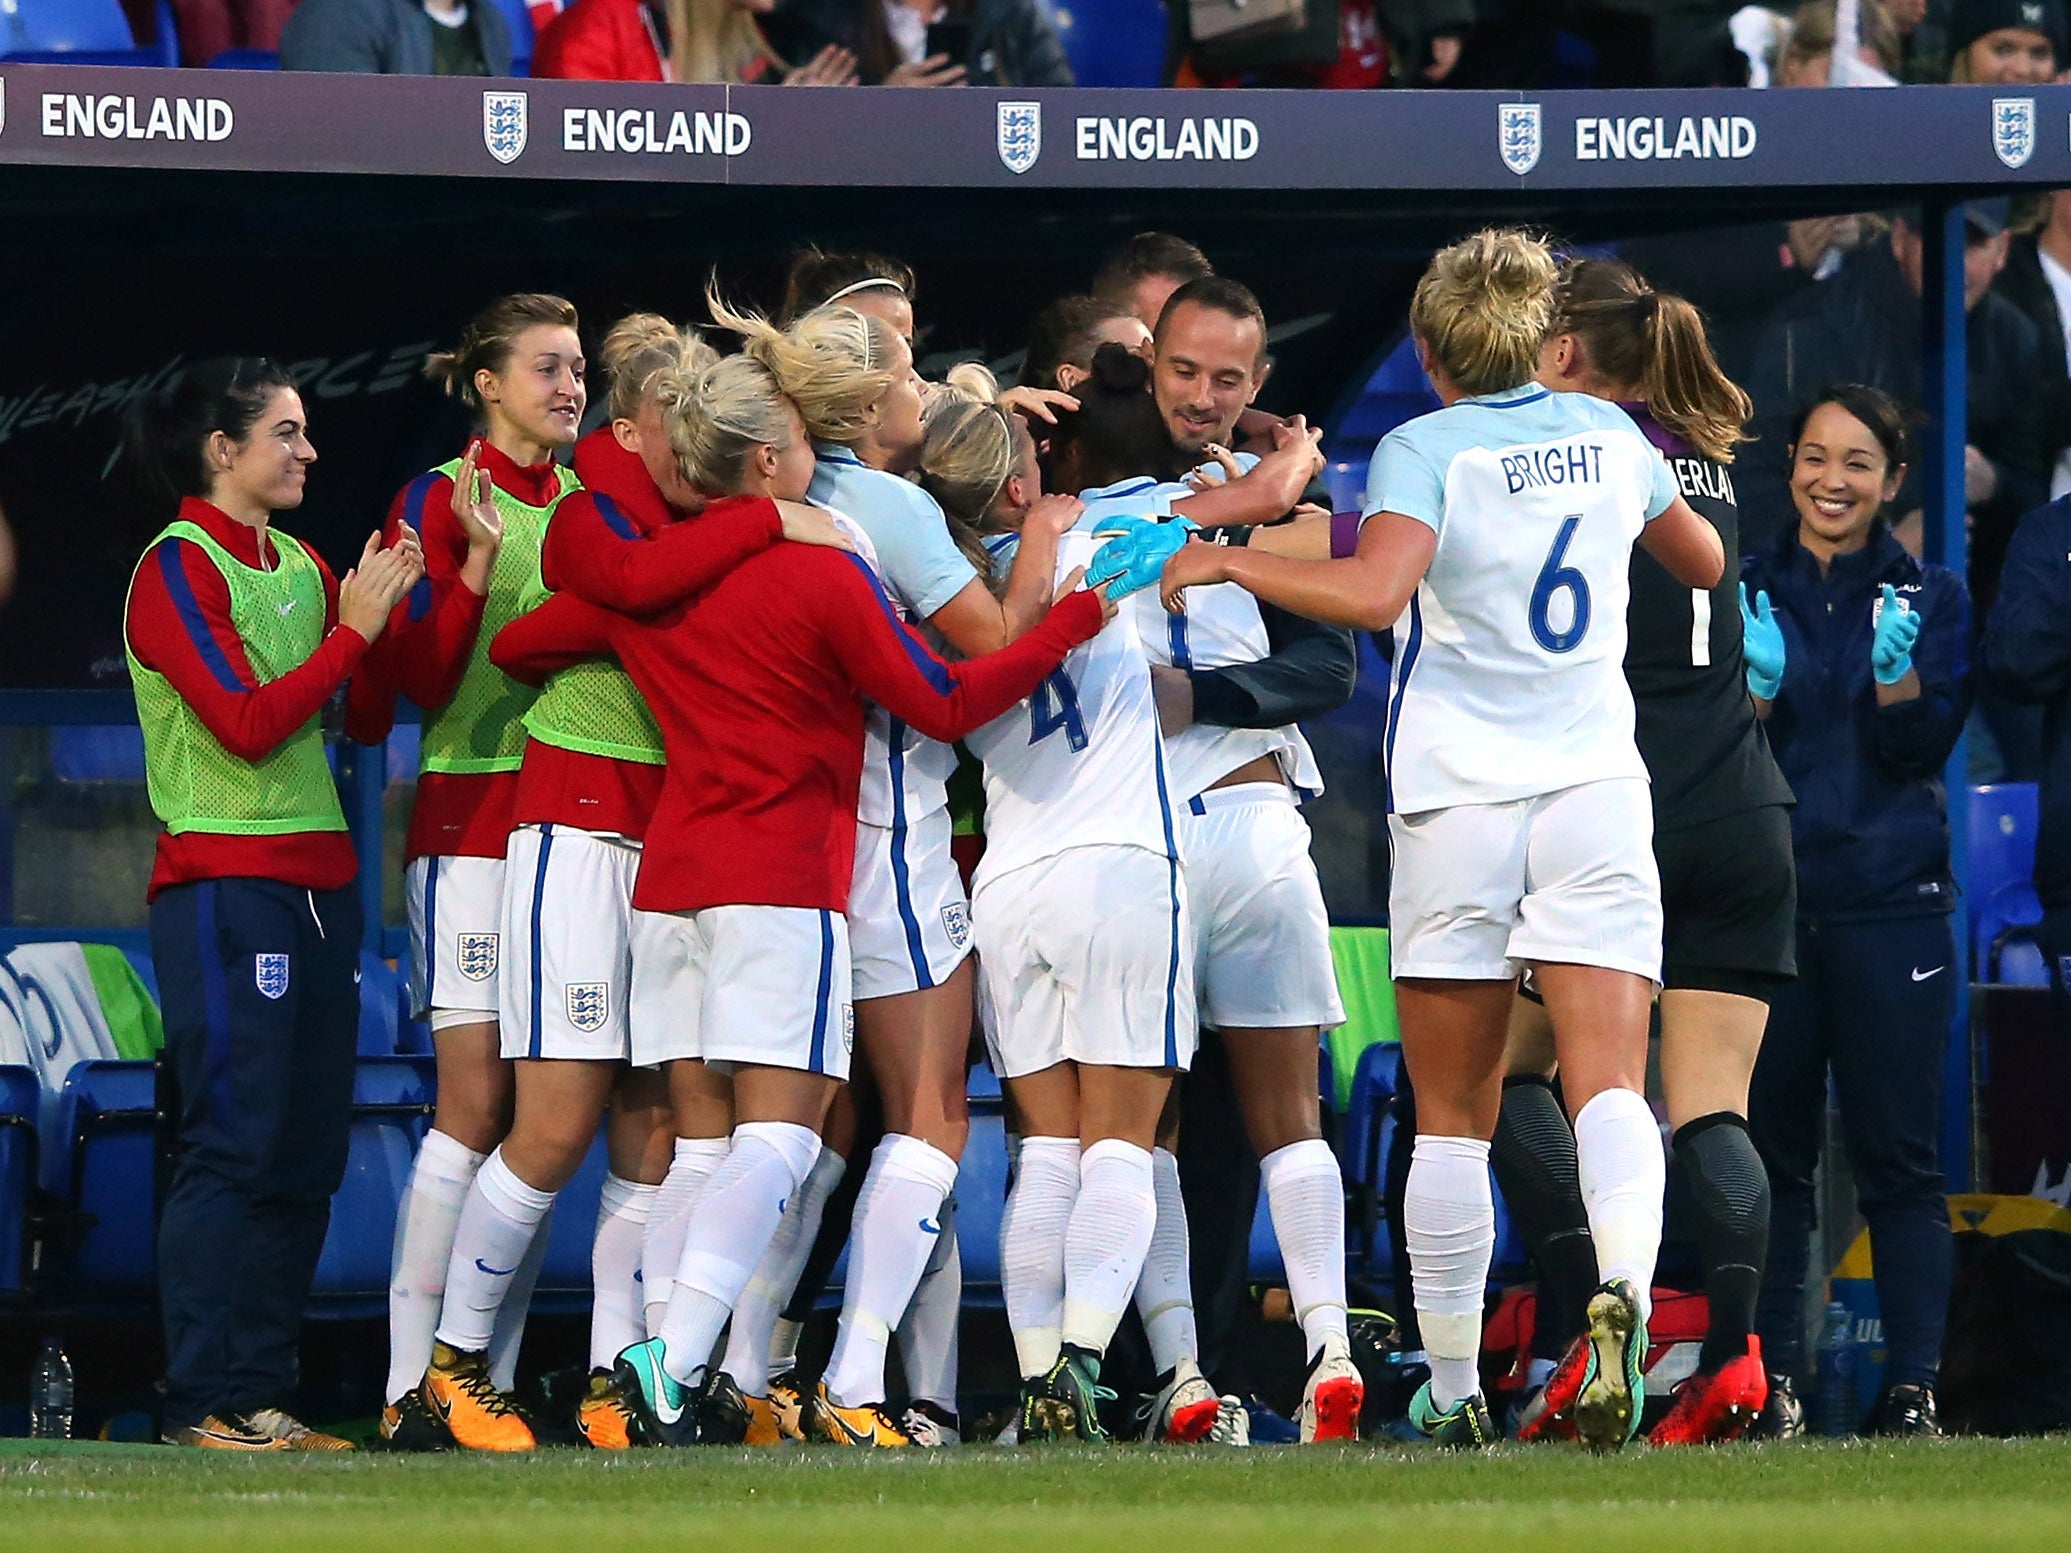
1791, 383, 1913, 473
122, 357, 297, 505
1091, 232, 1214, 304
1020, 293, 1138, 391
1153, 275, 1268, 358
779, 247, 917, 327
1043, 343, 1186, 491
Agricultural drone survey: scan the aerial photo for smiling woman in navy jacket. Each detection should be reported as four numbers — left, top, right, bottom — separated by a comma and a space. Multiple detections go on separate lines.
1739, 384, 1972, 1439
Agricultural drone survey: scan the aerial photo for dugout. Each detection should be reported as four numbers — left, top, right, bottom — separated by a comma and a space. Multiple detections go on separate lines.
0, 68, 2065, 1201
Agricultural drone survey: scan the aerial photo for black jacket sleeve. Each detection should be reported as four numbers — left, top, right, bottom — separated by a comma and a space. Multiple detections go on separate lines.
1186, 602, 1358, 730
1983, 502, 2071, 704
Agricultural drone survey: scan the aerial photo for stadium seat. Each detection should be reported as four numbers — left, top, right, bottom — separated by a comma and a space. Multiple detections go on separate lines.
0, 0, 158, 63
1051, 0, 1165, 87
491, 0, 536, 75
1339, 1040, 1399, 1192
1247, 1189, 1283, 1283
1323, 926, 1396, 1112
0, 1065, 38, 1297
207, 48, 279, 68
43, 1059, 159, 1308
1969, 783, 2043, 980
533, 1131, 606, 1309
357, 953, 401, 1057
957, 1105, 1010, 1301
310, 1056, 434, 1316
48, 727, 147, 784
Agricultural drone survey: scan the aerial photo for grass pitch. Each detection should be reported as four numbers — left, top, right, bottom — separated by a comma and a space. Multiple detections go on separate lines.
2, 1436, 2068, 1553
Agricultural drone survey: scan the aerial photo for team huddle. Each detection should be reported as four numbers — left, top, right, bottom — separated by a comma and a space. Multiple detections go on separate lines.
127, 223, 1804, 1456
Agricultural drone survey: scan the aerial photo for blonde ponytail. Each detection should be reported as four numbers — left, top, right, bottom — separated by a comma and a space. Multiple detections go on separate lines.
704, 283, 900, 446
652, 349, 798, 496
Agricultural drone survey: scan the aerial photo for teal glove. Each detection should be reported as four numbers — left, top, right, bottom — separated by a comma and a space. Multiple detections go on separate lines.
1087, 516, 1197, 602
1871, 581, 1921, 686
1740, 583, 1786, 700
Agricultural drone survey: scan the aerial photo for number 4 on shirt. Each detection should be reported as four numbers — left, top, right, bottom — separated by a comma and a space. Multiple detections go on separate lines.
1530, 514, 1592, 654
1029, 667, 1087, 751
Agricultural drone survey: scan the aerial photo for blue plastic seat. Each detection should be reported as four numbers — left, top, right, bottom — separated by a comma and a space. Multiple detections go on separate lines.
207, 48, 278, 68
49, 726, 148, 784
310, 1057, 435, 1317
0, 0, 157, 62
358, 953, 401, 1057
492, 0, 535, 75
1051, 0, 1165, 87
1969, 783, 2042, 979
1339, 1041, 1400, 1191
0, 1066, 38, 1297
955, 1108, 1010, 1301
45, 1059, 159, 1307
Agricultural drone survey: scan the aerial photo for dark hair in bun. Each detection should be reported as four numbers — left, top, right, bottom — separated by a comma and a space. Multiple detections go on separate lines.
1042, 342, 1184, 492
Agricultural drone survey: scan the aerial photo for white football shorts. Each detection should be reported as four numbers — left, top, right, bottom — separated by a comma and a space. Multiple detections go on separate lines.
848, 811, 973, 1001
405, 853, 505, 1021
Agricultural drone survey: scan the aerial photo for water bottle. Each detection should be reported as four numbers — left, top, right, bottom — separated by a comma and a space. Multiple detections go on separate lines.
30, 1339, 74, 1440
1814, 1302, 1857, 1438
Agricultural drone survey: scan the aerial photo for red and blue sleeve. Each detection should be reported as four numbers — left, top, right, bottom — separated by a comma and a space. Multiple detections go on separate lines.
125, 536, 367, 764
543, 492, 783, 615
357, 471, 488, 712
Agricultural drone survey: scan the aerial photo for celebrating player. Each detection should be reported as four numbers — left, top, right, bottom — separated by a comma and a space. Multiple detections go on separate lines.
1162, 229, 1725, 1451
1504, 258, 1795, 1447
363, 295, 585, 1447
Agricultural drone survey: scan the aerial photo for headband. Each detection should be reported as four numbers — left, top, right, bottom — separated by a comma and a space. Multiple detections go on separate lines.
824, 277, 906, 306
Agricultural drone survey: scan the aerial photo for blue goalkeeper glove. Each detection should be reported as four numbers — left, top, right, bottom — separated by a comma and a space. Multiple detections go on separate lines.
1087, 516, 1197, 602
1740, 583, 1786, 700
1084, 516, 1162, 592
1871, 581, 1921, 686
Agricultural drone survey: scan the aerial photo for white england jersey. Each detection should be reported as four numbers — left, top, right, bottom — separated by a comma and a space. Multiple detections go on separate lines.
966, 528, 1179, 889
1085, 477, 1327, 803
809, 447, 968, 831
1363, 386, 1680, 815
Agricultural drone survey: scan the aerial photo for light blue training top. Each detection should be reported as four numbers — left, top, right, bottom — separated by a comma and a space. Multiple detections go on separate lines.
809, 443, 977, 620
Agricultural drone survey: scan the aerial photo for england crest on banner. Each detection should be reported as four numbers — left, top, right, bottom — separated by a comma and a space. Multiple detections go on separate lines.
484, 90, 529, 165
1993, 97, 2035, 169
1500, 103, 1542, 176
457, 933, 499, 982
997, 102, 1041, 175
256, 953, 291, 1001
567, 983, 609, 1034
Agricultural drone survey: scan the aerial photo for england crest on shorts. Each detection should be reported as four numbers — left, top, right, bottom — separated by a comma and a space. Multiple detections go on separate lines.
255, 953, 290, 1001
1499, 103, 1542, 176
941, 901, 971, 951
567, 983, 609, 1034
1993, 97, 2035, 169
483, 90, 529, 165
997, 102, 1041, 175
457, 933, 499, 982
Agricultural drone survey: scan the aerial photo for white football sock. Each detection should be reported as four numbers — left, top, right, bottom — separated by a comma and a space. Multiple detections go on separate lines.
590, 1175, 657, 1371
487, 1203, 549, 1393
720, 1144, 845, 1397
386, 1128, 485, 1403
436, 1147, 556, 1355
1132, 1146, 1198, 1374
1406, 1134, 1495, 1411
897, 1195, 961, 1413
658, 1121, 820, 1387
1573, 1087, 1666, 1321
1001, 1135, 1080, 1378
1261, 1138, 1350, 1359
824, 1135, 960, 1407
643, 1135, 728, 1335
1061, 1138, 1158, 1358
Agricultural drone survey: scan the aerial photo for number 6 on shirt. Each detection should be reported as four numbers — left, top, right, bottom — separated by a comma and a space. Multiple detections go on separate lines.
1530, 514, 1592, 654
1029, 667, 1088, 751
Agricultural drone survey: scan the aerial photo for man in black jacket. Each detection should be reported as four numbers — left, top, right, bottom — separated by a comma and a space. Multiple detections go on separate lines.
1741, 201, 2049, 606
766, 0, 1073, 85
1993, 192, 2071, 507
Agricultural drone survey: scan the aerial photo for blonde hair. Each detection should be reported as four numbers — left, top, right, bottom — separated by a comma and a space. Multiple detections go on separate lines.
598, 312, 712, 424
705, 284, 901, 446
919, 363, 1025, 586
1554, 257, 1751, 464
424, 293, 579, 407
1784, 0, 1900, 79
653, 351, 798, 496
1409, 229, 1557, 397
669, 0, 782, 83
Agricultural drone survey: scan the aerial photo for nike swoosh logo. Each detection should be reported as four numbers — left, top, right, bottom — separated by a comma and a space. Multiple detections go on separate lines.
474, 1258, 518, 1277
919, 1218, 942, 1236
425, 1390, 453, 1426
650, 1379, 683, 1426
825, 1405, 873, 1446
277, 601, 296, 616
1911, 966, 1946, 982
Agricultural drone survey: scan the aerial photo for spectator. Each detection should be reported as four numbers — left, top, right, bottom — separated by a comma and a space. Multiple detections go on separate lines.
765, 0, 1072, 85
169, 0, 294, 65
534, 0, 857, 82
1020, 295, 1152, 395
1742, 385, 1972, 1440
1945, 0, 2062, 80
1740, 200, 2048, 590
279, 0, 512, 74
1090, 232, 1216, 334
1775, 0, 1903, 83
1885, 0, 1949, 81
1993, 191, 2071, 501
1981, 491, 2071, 1003
1178, 2, 1389, 89
1394, 1, 1660, 89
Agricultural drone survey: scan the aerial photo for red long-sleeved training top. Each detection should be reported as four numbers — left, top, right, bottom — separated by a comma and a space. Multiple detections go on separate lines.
123, 497, 364, 900
506, 429, 781, 842
350, 440, 566, 862
492, 496, 1106, 915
